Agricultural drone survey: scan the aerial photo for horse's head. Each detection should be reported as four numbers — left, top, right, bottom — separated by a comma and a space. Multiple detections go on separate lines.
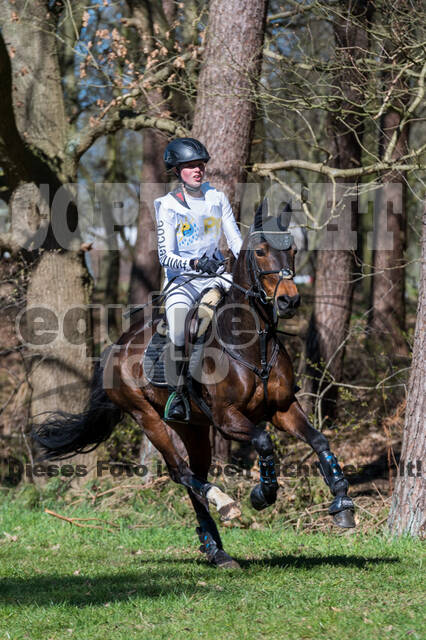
248, 198, 300, 319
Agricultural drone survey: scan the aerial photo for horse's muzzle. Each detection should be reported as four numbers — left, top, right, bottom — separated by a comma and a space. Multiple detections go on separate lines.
276, 294, 301, 317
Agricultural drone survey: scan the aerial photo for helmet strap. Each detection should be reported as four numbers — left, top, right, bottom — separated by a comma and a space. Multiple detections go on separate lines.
182, 181, 202, 193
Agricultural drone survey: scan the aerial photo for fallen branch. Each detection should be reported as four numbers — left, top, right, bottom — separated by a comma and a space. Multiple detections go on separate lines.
44, 508, 116, 533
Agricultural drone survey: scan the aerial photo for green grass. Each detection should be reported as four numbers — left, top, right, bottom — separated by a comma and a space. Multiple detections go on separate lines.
0, 491, 424, 640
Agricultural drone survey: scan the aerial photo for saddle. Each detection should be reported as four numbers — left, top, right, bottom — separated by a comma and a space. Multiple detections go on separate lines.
143, 287, 222, 388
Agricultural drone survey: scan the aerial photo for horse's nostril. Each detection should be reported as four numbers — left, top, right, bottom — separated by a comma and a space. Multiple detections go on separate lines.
277, 294, 300, 309
277, 295, 290, 308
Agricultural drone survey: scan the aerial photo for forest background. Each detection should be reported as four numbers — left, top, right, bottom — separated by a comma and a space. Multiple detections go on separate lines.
0, 0, 424, 536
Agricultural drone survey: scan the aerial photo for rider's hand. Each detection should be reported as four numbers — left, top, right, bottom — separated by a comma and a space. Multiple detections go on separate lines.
195, 254, 224, 275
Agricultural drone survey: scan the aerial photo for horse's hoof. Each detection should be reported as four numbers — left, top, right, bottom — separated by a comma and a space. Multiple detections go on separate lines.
250, 484, 268, 510
329, 495, 355, 528
218, 501, 241, 521
333, 509, 356, 528
250, 484, 277, 511
206, 486, 240, 521
217, 558, 241, 569
212, 550, 241, 569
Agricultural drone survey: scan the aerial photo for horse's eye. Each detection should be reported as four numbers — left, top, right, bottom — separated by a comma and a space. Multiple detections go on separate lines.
255, 248, 266, 257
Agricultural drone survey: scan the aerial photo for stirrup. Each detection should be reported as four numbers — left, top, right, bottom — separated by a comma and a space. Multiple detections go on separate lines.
164, 390, 191, 422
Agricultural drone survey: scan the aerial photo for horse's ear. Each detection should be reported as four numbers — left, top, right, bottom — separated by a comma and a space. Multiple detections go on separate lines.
254, 198, 268, 230
277, 201, 292, 231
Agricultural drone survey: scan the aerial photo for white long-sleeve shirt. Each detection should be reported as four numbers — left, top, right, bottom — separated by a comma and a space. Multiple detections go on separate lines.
154, 182, 242, 281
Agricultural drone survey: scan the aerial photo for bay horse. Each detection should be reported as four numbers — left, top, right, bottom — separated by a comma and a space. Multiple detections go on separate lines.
33, 200, 355, 569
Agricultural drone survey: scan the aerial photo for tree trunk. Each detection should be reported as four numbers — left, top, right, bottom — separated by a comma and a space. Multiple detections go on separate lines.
125, 0, 187, 462
192, 0, 267, 462
304, 0, 372, 421
127, 0, 171, 306
192, 0, 268, 217
128, 127, 165, 306
388, 205, 425, 536
27, 252, 95, 480
306, 249, 355, 421
0, 1, 67, 160
0, 2, 96, 480
99, 134, 122, 339
369, 5, 410, 356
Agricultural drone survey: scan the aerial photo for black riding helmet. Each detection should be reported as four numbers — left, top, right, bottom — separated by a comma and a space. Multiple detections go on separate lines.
164, 137, 210, 170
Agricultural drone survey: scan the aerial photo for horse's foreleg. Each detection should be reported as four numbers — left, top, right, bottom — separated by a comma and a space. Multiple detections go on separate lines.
175, 424, 240, 569
250, 428, 279, 511
271, 400, 355, 528
215, 407, 279, 512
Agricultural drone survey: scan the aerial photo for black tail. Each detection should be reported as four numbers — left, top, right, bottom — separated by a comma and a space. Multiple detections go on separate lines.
31, 355, 123, 460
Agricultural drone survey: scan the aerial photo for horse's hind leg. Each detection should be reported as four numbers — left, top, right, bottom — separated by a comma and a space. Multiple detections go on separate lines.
271, 400, 355, 528
131, 401, 239, 520
176, 424, 240, 569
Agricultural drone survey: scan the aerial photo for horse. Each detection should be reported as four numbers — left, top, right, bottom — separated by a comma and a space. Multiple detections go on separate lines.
33, 199, 355, 569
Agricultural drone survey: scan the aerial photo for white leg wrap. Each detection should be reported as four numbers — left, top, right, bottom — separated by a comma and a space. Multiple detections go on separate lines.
206, 486, 241, 521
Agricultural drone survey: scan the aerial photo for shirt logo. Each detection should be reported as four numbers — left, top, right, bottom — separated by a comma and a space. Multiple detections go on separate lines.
182, 221, 194, 236
204, 217, 221, 234
177, 216, 199, 246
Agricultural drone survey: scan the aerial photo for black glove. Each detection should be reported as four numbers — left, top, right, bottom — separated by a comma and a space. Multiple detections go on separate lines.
195, 254, 223, 275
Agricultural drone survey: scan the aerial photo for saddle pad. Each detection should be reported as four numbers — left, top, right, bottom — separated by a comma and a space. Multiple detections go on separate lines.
143, 330, 207, 388
143, 330, 168, 387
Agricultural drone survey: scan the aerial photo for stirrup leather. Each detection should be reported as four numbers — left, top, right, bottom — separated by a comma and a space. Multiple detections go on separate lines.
164, 390, 191, 422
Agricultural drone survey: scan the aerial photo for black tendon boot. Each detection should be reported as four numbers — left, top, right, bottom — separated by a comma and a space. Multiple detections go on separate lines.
196, 527, 240, 568
317, 450, 355, 528
164, 344, 190, 422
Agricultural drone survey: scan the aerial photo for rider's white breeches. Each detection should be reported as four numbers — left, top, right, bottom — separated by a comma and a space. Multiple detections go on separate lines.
165, 274, 232, 346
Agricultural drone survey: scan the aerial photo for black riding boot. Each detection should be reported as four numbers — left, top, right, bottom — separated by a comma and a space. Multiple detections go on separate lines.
164, 344, 190, 422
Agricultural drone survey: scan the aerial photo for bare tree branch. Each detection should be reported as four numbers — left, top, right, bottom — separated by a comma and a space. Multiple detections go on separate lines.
72, 111, 188, 162
252, 151, 425, 178
267, 0, 323, 23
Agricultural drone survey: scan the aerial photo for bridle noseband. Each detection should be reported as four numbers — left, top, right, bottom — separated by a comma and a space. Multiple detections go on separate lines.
246, 226, 295, 310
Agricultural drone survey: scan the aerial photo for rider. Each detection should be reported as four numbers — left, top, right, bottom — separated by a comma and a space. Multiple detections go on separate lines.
154, 137, 243, 421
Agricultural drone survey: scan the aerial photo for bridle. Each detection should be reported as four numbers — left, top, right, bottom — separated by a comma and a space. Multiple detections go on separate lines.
246, 226, 295, 313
